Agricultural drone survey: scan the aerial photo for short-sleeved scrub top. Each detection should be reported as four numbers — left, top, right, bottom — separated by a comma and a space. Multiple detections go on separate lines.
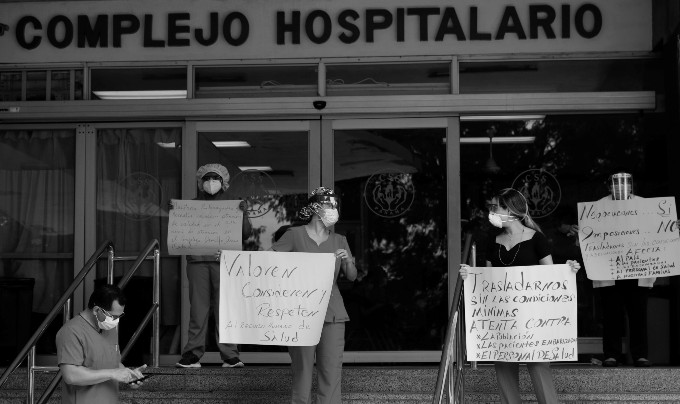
56, 315, 121, 404
487, 231, 551, 267
272, 226, 353, 323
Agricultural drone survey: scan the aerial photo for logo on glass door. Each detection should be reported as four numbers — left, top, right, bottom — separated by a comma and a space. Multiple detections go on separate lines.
230, 169, 278, 218
364, 170, 415, 218
115, 172, 164, 221
512, 169, 561, 219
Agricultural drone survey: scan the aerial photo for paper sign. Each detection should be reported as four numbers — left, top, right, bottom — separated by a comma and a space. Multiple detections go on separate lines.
218, 251, 335, 346
167, 199, 243, 255
464, 265, 578, 362
577, 197, 680, 280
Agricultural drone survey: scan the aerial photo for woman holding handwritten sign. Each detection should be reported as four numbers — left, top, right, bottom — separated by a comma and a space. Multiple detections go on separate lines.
271, 187, 357, 404
461, 188, 580, 404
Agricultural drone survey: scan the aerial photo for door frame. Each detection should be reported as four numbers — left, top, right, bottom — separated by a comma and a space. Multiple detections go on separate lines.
185, 117, 460, 364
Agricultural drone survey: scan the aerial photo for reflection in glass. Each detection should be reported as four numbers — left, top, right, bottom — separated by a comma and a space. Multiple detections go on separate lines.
195, 65, 317, 98
334, 128, 448, 351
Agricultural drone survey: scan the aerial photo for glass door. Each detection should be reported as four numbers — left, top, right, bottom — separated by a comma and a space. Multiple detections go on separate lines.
188, 118, 459, 363
328, 118, 460, 362
188, 121, 317, 362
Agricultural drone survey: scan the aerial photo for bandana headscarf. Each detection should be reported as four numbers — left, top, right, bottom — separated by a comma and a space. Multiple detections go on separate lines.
298, 187, 337, 221
195, 163, 230, 192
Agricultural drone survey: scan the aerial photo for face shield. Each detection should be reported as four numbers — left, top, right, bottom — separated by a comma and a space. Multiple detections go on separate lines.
610, 173, 633, 200
313, 194, 339, 209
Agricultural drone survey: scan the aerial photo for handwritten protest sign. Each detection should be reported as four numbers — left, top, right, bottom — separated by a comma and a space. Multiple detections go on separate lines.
464, 265, 577, 362
577, 197, 680, 280
218, 250, 335, 346
167, 199, 243, 255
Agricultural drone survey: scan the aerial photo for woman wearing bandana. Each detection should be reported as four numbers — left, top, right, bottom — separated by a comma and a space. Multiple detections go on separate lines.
272, 187, 357, 404
460, 188, 580, 404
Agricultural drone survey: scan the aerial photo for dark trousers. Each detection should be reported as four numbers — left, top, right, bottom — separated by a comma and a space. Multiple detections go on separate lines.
182, 261, 239, 361
600, 280, 649, 361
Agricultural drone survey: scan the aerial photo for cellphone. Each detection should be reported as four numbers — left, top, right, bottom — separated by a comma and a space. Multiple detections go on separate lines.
128, 374, 153, 385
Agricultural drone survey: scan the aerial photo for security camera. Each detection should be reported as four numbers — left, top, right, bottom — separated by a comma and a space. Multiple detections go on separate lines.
313, 100, 326, 110
0, 24, 9, 36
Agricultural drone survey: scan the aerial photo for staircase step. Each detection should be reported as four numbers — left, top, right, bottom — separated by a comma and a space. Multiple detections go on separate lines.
2, 365, 679, 403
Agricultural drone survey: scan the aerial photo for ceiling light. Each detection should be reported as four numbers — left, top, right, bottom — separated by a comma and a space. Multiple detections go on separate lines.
460, 136, 536, 144
212, 141, 251, 148
93, 90, 187, 100
460, 115, 545, 121
157, 142, 176, 148
238, 166, 273, 171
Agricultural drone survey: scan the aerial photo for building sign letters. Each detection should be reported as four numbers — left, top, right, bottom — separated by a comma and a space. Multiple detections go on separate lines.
0, 0, 652, 63
14, 5, 603, 50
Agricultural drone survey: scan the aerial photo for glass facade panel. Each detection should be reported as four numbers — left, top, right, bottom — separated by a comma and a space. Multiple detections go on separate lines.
459, 59, 663, 94
0, 129, 75, 358
74, 70, 84, 100
195, 65, 317, 98
460, 113, 672, 364
0, 72, 22, 101
91, 68, 187, 99
198, 128, 309, 352
51, 71, 71, 101
26, 71, 46, 101
333, 127, 448, 351
96, 127, 182, 360
326, 62, 450, 96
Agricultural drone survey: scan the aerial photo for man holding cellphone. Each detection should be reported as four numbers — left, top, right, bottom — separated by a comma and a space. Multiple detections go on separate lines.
56, 284, 148, 403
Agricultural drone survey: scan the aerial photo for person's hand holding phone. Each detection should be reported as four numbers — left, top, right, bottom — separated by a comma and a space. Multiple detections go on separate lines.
128, 364, 149, 389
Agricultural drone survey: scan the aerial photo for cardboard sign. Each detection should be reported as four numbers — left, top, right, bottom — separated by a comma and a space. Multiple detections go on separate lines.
464, 265, 577, 362
167, 199, 243, 255
577, 197, 680, 280
218, 250, 335, 346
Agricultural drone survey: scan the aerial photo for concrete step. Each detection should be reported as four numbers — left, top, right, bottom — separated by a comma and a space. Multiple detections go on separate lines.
2, 365, 680, 403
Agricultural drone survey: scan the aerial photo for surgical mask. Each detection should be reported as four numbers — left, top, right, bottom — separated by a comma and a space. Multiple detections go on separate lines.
203, 179, 222, 195
488, 212, 504, 228
96, 309, 120, 331
488, 212, 516, 228
320, 208, 339, 227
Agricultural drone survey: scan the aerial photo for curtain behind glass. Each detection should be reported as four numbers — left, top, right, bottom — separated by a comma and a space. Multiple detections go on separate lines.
0, 130, 75, 314
96, 127, 181, 326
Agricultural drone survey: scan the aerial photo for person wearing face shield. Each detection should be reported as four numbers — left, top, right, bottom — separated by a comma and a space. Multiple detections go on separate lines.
594, 173, 654, 368
271, 187, 357, 404
175, 163, 252, 369
460, 188, 581, 404
56, 284, 148, 403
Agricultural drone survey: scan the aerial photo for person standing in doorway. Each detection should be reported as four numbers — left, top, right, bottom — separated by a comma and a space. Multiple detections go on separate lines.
595, 172, 653, 368
271, 187, 357, 404
461, 188, 580, 404
176, 163, 252, 368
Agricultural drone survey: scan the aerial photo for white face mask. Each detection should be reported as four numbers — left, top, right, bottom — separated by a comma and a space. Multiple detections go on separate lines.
203, 179, 222, 195
96, 308, 120, 331
320, 208, 339, 227
488, 212, 516, 228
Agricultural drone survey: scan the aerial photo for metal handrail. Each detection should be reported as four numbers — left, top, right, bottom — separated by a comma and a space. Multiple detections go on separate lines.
34, 239, 162, 404
0, 240, 115, 391
433, 233, 475, 404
